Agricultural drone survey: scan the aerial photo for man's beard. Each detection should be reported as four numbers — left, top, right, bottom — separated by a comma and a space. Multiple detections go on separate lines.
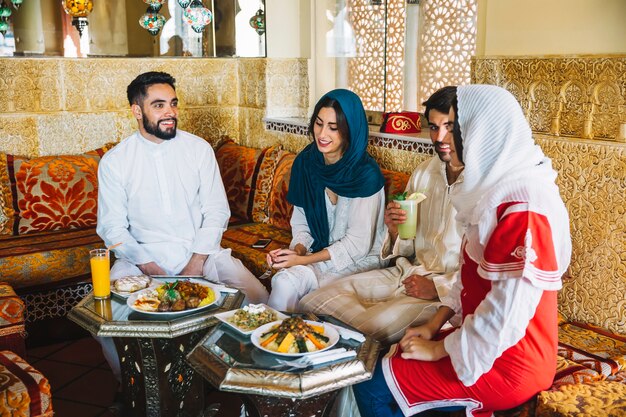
143, 114, 177, 140
434, 142, 451, 163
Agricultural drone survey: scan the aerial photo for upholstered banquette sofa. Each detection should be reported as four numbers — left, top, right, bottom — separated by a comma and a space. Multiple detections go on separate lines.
0, 145, 115, 324
214, 139, 626, 417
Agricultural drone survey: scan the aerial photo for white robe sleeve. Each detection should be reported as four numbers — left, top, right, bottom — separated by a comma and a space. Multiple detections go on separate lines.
290, 206, 314, 251
96, 156, 153, 266
191, 146, 230, 255
443, 278, 543, 386
326, 189, 385, 271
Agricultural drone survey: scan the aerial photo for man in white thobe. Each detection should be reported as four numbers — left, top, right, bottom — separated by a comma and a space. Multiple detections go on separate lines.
96, 71, 268, 383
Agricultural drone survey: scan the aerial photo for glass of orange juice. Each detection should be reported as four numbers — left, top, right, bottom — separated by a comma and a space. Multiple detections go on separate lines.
90, 249, 111, 299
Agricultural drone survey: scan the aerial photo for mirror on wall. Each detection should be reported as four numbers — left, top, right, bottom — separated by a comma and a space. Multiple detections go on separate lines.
0, 0, 266, 58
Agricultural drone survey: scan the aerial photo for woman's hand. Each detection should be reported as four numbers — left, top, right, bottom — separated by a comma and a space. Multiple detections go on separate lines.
384, 201, 406, 241
399, 337, 447, 361
401, 323, 436, 343
267, 248, 302, 269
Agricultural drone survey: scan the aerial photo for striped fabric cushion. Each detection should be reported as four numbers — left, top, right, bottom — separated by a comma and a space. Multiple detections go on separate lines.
558, 321, 626, 377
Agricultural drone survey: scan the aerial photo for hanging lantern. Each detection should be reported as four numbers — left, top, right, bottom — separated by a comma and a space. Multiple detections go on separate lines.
249, 8, 265, 36
177, 0, 191, 8
143, 0, 166, 12
0, 18, 8, 36
183, 0, 212, 33
0, 1, 12, 19
138, 7, 166, 36
10, 0, 22, 10
61, 0, 94, 37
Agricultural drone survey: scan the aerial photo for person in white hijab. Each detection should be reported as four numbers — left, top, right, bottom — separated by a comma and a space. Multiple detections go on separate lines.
353, 85, 571, 417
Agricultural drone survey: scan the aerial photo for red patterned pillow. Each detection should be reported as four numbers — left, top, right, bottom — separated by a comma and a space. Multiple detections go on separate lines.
381, 168, 410, 200
267, 152, 295, 230
215, 140, 284, 223
0, 144, 114, 236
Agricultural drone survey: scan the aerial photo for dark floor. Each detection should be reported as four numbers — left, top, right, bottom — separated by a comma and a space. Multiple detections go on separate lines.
25, 318, 244, 417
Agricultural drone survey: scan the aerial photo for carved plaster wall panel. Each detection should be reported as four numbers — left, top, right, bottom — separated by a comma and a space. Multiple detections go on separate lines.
62, 59, 135, 112
0, 115, 39, 156
0, 58, 63, 113
265, 59, 309, 118
168, 60, 238, 107
473, 56, 626, 141
537, 136, 626, 332
367, 145, 429, 174
179, 107, 239, 147
238, 59, 268, 109
37, 113, 127, 156
238, 108, 270, 149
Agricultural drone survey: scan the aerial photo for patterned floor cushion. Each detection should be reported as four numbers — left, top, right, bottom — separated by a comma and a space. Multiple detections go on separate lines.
0, 283, 26, 358
221, 223, 292, 290
536, 381, 626, 417
0, 350, 53, 417
558, 322, 626, 377
552, 355, 602, 389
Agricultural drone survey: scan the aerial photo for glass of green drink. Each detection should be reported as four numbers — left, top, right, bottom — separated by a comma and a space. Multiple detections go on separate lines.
395, 199, 419, 240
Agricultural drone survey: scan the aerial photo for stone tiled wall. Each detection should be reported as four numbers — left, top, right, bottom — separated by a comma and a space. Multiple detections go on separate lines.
0, 57, 309, 156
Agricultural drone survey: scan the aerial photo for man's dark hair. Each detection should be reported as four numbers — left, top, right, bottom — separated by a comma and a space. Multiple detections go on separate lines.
308, 96, 351, 154
422, 86, 457, 122
127, 72, 176, 106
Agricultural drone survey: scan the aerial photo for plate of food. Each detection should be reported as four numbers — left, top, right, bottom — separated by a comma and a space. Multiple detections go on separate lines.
111, 274, 155, 299
251, 317, 340, 357
215, 304, 289, 335
127, 278, 219, 316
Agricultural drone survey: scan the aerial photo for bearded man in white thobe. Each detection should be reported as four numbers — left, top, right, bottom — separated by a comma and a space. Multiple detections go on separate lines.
300, 86, 464, 344
96, 71, 268, 382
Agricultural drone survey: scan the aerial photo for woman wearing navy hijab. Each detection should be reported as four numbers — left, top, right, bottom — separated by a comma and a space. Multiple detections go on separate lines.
266, 89, 387, 311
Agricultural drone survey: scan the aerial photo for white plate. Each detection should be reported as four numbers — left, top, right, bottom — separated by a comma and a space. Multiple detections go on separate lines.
127, 278, 220, 316
250, 319, 340, 357
110, 276, 156, 299
215, 304, 289, 335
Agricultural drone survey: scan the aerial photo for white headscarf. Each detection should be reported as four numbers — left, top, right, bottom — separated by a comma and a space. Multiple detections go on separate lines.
451, 85, 571, 289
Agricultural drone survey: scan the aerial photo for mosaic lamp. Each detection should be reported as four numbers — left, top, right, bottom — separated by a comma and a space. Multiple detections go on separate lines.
62, 0, 94, 37
183, 0, 212, 33
249, 8, 265, 36
139, 6, 166, 36
0, 0, 11, 19
143, 0, 166, 12
177, 0, 191, 8
10, 0, 22, 9
0, 18, 8, 37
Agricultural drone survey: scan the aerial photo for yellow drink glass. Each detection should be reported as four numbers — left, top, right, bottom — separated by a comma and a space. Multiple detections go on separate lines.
90, 248, 111, 299
395, 199, 418, 240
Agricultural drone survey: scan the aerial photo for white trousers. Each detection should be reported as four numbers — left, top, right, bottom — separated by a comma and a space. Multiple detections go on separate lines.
97, 248, 269, 382
267, 265, 320, 312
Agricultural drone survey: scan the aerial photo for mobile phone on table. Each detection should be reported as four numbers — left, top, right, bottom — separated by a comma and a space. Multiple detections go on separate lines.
252, 238, 272, 248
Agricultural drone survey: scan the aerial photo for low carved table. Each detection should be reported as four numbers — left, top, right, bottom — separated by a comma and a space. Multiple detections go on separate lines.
68, 287, 244, 417
187, 315, 382, 417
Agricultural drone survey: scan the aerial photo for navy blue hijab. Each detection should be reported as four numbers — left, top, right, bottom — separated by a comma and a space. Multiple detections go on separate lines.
287, 89, 385, 252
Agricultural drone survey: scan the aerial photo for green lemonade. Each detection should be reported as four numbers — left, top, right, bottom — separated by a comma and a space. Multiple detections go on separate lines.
396, 199, 418, 239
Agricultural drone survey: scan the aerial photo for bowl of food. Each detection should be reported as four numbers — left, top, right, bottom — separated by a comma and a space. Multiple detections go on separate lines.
127, 278, 219, 316
251, 317, 339, 357
215, 304, 289, 335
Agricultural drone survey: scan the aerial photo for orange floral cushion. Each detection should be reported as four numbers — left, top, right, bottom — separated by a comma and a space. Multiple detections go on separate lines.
381, 168, 410, 200
0, 145, 114, 236
215, 140, 284, 223
267, 152, 296, 230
